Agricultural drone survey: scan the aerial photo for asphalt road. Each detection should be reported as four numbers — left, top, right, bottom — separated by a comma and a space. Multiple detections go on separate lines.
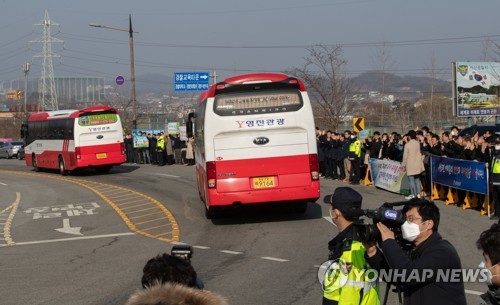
0, 159, 495, 305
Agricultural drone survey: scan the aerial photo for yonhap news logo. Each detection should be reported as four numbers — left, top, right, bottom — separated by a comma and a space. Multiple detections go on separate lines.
317, 260, 492, 288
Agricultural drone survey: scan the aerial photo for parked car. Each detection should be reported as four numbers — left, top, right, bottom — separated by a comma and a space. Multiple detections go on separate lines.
458, 124, 500, 138
17, 146, 25, 160
0, 141, 24, 159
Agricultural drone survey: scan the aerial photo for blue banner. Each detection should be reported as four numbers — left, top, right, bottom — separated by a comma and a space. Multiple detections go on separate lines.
430, 156, 488, 195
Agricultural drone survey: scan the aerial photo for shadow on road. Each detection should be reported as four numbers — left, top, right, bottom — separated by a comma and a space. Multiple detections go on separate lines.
210, 201, 323, 225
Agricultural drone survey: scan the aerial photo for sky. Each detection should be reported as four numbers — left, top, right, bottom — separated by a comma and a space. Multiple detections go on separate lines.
1, 0, 499, 90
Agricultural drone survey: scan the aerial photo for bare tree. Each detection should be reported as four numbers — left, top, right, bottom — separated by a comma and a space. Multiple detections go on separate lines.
289, 45, 352, 130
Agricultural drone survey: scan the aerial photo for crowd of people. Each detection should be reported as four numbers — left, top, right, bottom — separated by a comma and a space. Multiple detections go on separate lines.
316, 125, 500, 220
124, 132, 195, 167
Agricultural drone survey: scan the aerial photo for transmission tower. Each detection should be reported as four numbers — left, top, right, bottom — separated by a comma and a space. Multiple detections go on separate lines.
31, 10, 62, 111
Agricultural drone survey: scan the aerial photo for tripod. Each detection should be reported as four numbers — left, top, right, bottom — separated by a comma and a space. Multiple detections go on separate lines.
382, 282, 403, 305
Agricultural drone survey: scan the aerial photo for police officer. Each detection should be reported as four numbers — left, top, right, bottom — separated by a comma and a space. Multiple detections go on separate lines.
322, 187, 380, 305
490, 137, 500, 220
156, 132, 166, 166
349, 132, 362, 185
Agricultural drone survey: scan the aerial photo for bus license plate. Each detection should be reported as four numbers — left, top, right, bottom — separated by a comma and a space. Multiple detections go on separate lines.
96, 153, 107, 159
253, 177, 275, 189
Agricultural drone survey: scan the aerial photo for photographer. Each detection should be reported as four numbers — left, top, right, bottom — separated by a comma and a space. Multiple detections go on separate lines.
364, 200, 466, 305
126, 251, 228, 305
477, 223, 500, 305
322, 187, 380, 305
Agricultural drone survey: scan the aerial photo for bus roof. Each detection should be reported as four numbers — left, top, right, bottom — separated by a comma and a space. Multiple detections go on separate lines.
201, 73, 306, 105
28, 105, 117, 122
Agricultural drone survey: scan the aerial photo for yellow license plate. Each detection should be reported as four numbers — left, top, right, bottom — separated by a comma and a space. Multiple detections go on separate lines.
96, 153, 107, 159
252, 176, 276, 189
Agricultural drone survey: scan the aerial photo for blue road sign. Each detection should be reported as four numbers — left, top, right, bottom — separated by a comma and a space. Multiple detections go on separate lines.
174, 72, 210, 91
115, 75, 125, 86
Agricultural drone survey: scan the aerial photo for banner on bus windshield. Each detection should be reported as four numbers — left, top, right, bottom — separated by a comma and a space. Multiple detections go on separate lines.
214, 91, 303, 116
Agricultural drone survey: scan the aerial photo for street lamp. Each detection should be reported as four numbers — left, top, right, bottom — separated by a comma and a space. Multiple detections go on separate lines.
22, 63, 30, 118
90, 15, 138, 129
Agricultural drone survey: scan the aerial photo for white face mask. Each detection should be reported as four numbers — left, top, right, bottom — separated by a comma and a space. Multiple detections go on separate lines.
479, 261, 500, 286
495, 145, 500, 151
401, 221, 420, 242
451, 131, 456, 136
350, 135, 355, 139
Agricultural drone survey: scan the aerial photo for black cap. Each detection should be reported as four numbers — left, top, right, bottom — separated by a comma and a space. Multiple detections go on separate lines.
323, 187, 363, 216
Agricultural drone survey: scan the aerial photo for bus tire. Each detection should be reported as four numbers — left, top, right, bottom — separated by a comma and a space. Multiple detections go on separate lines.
32, 155, 40, 172
205, 205, 216, 219
59, 156, 68, 176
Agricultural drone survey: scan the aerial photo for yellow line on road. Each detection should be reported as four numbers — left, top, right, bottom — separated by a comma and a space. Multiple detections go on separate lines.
0, 170, 180, 243
1, 192, 20, 246
129, 211, 164, 220
135, 216, 169, 226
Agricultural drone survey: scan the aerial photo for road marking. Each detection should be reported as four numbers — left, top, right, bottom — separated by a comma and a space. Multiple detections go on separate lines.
0, 192, 20, 246
323, 216, 334, 225
220, 250, 244, 255
465, 289, 483, 296
156, 173, 181, 178
193, 245, 210, 249
54, 218, 83, 236
0, 182, 7, 186
0, 170, 180, 244
261, 256, 289, 262
0, 232, 137, 247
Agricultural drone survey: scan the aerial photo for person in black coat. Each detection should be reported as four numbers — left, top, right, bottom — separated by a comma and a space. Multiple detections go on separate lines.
476, 223, 500, 305
365, 200, 466, 305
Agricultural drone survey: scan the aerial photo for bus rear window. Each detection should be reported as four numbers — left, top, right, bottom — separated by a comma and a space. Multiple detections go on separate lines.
78, 113, 118, 126
214, 90, 303, 116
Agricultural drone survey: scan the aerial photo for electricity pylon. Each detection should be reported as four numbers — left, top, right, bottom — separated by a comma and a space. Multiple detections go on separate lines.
31, 10, 62, 111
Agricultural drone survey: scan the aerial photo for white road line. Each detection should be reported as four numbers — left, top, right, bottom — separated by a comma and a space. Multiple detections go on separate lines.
465, 289, 483, 296
261, 256, 289, 262
0, 182, 7, 186
220, 250, 244, 255
323, 216, 334, 225
156, 173, 181, 178
0, 232, 137, 247
193, 245, 210, 249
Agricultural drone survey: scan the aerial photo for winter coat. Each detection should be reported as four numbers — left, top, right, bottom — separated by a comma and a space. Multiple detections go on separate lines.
366, 232, 467, 305
125, 283, 228, 305
165, 136, 173, 156
402, 139, 425, 176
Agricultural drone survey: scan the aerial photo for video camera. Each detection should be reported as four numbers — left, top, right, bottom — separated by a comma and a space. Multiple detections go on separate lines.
353, 200, 413, 251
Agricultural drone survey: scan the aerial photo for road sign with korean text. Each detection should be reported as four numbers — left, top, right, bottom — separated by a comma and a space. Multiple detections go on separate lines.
174, 72, 210, 91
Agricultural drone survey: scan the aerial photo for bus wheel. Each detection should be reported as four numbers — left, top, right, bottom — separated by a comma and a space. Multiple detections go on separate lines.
32, 155, 40, 172
205, 205, 216, 219
59, 157, 68, 176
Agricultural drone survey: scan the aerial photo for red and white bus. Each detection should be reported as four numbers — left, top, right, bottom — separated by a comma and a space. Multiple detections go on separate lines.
188, 73, 320, 218
21, 105, 126, 175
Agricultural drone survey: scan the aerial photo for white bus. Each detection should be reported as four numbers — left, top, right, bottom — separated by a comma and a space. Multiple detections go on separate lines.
22, 105, 126, 175
188, 73, 320, 218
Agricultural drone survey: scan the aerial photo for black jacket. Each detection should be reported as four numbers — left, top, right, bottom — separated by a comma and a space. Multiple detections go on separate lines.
480, 287, 500, 305
366, 232, 466, 305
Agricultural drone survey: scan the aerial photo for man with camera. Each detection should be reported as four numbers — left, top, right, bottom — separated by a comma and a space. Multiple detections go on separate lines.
477, 223, 500, 305
364, 200, 466, 305
322, 187, 380, 305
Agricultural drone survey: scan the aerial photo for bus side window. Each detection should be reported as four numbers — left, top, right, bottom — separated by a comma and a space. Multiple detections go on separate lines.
21, 124, 28, 139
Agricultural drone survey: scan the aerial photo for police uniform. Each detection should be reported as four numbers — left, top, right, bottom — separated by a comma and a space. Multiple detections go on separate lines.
349, 135, 362, 184
322, 188, 380, 305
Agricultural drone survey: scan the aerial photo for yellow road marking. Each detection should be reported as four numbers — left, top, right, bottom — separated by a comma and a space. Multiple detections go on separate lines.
129, 211, 164, 220
114, 198, 150, 206
135, 216, 169, 226
1, 192, 20, 246
0, 170, 179, 243
120, 202, 153, 211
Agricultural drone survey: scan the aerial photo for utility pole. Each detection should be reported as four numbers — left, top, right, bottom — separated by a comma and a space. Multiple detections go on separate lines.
212, 71, 218, 85
129, 14, 137, 129
23, 63, 30, 118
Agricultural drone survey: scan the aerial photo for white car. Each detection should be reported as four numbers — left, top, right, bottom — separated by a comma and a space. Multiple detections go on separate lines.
0, 141, 24, 159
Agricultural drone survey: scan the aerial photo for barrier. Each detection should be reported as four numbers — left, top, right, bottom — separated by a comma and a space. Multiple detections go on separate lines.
364, 163, 373, 186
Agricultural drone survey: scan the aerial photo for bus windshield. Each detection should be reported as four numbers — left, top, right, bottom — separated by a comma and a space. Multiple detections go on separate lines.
213, 90, 303, 116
